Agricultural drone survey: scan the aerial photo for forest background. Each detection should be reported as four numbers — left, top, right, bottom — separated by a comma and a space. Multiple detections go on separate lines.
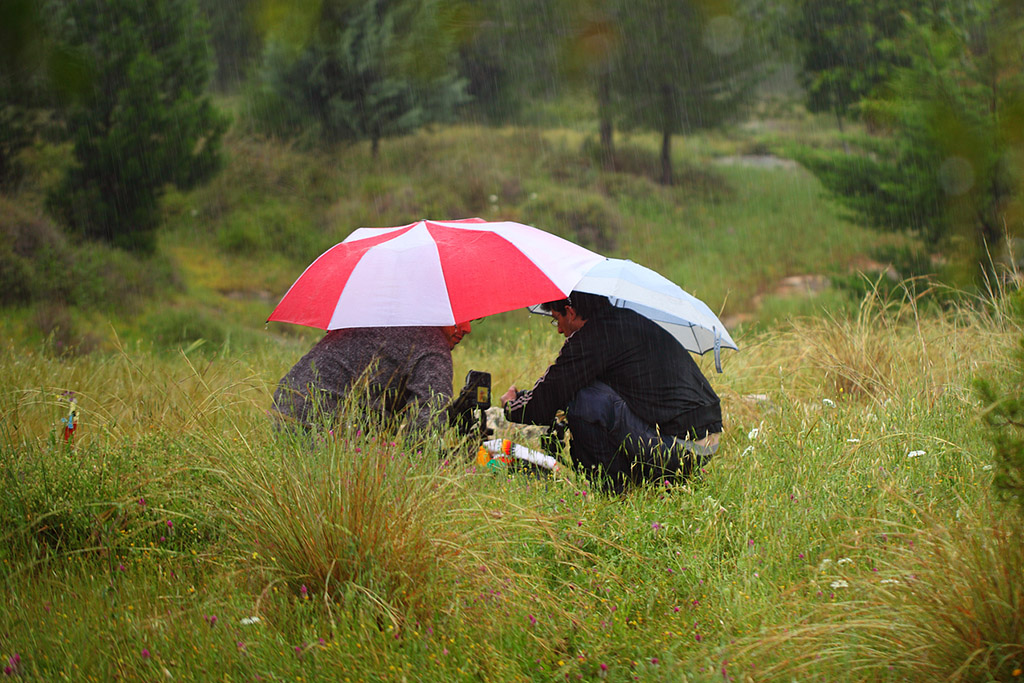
2, 0, 1024, 681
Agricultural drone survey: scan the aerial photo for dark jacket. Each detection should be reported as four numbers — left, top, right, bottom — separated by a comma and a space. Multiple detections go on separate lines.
504, 307, 721, 439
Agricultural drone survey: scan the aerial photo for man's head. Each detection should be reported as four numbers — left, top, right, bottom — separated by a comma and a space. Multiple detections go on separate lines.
538, 291, 610, 338
441, 321, 472, 349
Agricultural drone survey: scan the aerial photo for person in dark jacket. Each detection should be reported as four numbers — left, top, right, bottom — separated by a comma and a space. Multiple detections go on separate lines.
501, 292, 721, 492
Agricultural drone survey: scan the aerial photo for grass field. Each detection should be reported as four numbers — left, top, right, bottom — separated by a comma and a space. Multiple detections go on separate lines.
2, 115, 1023, 681
2, 278, 1023, 681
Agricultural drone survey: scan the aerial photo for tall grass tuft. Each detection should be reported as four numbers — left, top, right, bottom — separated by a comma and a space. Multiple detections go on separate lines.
731, 504, 1024, 682
216, 398, 508, 628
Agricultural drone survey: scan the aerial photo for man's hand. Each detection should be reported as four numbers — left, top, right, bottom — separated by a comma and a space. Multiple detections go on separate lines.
500, 386, 518, 406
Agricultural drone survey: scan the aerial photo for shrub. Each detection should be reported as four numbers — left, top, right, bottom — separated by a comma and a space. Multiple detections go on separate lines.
976, 336, 1024, 514
219, 411, 503, 626
216, 200, 327, 262
141, 308, 229, 352
520, 187, 621, 252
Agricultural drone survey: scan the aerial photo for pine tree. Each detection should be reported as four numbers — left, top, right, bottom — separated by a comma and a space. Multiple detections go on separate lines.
47, 0, 228, 253
254, 0, 468, 155
611, 0, 757, 185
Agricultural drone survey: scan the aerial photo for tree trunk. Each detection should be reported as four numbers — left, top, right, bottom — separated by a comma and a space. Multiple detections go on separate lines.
835, 111, 850, 154
660, 85, 673, 185
598, 69, 614, 170
661, 128, 672, 186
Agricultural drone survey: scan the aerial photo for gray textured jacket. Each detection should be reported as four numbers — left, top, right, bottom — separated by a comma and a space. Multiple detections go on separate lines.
272, 326, 453, 430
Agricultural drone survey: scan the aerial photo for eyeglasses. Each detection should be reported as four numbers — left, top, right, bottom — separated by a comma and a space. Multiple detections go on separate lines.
549, 317, 558, 327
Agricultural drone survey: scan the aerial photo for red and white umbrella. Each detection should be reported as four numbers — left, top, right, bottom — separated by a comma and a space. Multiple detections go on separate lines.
267, 218, 605, 329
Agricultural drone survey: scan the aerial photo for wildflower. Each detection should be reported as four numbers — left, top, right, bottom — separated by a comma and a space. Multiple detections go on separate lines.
528, 614, 537, 626
600, 663, 608, 672
747, 427, 760, 440
240, 616, 261, 625
651, 522, 662, 530
141, 649, 151, 660
983, 464, 994, 471
822, 398, 835, 407
747, 539, 755, 547
829, 579, 849, 589
907, 450, 925, 458
837, 557, 853, 566
695, 634, 702, 642
880, 579, 900, 585
138, 498, 146, 506
300, 584, 308, 598
205, 615, 218, 627
651, 657, 659, 665
166, 520, 173, 529
846, 438, 860, 443
818, 558, 832, 570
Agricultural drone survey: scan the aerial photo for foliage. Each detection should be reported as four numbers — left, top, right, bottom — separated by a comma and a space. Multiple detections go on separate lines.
789, 0, 916, 127
251, 0, 469, 154
976, 335, 1024, 514
611, 0, 760, 184
454, 0, 570, 123
796, 0, 1024, 283
0, 0, 87, 188
198, 0, 263, 91
794, 133, 946, 244
0, 197, 177, 318
45, 0, 229, 253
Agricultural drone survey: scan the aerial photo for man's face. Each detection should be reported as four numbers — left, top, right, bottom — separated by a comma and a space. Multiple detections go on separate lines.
550, 308, 585, 338
442, 321, 472, 349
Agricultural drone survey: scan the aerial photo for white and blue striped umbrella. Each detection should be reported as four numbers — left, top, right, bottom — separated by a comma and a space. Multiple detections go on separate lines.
538, 258, 738, 372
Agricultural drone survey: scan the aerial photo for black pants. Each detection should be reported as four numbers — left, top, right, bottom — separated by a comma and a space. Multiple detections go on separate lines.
566, 382, 715, 493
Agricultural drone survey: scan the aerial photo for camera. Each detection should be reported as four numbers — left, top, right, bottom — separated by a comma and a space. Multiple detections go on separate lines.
448, 370, 494, 439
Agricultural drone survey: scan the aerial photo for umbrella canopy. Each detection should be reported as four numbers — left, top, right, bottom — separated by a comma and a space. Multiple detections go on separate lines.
538, 258, 738, 372
268, 218, 605, 329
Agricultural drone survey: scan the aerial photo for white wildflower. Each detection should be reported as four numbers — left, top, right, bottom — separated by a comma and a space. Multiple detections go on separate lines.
822, 398, 835, 407
982, 464, 994, 471
846, 438, 860, 443
880, 579, 900, 585
240, 617, 261, 625
747, 426, 760, 440
837, 557, 853, 566
488, 194, 498, 204
829, 579, 849, 589
818, 558, 833, 571
907, 450, 925, 458
740, 445, 754, 457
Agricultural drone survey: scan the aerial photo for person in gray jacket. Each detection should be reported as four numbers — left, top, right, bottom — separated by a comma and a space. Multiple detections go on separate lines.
272, 323, 470, 431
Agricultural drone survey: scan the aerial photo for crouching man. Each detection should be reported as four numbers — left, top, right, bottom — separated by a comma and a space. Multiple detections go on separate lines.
501, 292, 722, 493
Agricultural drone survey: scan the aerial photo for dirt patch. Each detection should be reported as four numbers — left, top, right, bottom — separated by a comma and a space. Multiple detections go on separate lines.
713, 155, 800, 170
